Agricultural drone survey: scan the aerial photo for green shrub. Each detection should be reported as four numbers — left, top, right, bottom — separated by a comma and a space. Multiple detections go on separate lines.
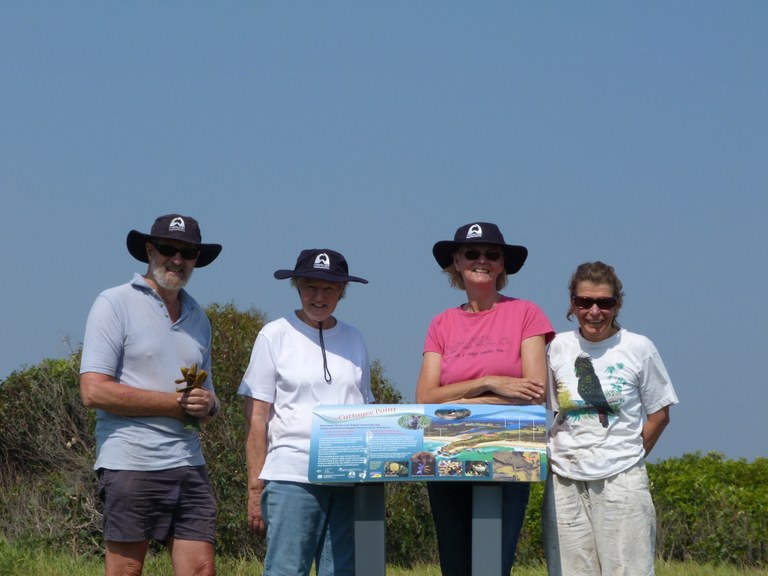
517, 482, 545, 565
384, 482, 438, 567
0, 356, 101, 555
203, 303, 267, 559
0, 355, 93, 475
2, 304, 766, 568
649, 452, 768, 567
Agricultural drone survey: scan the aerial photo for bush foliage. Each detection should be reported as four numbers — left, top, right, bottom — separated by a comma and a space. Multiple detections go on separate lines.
649, 452, 768, 566
0, 303, 766, 567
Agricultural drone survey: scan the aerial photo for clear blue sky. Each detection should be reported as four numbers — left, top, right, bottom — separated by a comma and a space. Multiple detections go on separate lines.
2, 2, 766, 463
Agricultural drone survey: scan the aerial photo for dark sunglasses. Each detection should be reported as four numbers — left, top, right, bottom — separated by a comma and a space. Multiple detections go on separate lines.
153, 242, 200, 260
573, 296, 617, 310
462, 249, 503, 262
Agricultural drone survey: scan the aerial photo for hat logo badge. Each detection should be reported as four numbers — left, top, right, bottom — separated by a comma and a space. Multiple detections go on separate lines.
314, 253, 330, 270
466, 224, 483, 239
169, 217, 186, 232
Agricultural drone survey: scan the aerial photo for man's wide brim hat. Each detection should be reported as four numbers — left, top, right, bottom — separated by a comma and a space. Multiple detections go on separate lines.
126, 214, 222, 268
432, 222, 528, 274
274, 248, 368, 283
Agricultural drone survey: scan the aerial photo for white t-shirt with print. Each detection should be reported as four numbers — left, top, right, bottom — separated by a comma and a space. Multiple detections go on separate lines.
546, 328, 678, 481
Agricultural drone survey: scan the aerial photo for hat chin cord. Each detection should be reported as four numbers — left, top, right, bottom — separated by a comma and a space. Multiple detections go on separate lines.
318, 321, 332, 384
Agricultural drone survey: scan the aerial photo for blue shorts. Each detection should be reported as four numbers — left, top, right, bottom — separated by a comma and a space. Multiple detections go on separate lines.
98, 466, 217, 544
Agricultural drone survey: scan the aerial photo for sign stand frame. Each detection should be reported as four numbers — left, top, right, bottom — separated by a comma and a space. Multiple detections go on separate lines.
354, 483, 503, 576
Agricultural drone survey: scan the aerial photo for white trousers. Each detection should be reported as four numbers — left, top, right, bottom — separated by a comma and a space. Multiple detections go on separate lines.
542, 463, 656, 576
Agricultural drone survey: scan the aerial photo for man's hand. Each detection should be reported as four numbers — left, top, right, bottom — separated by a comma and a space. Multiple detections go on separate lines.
178, 387, 213, 419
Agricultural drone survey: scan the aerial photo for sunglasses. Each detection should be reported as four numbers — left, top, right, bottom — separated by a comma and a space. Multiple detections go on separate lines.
153, 242, 200, 260
462, 249, 503, 262
573, 296, 617, 310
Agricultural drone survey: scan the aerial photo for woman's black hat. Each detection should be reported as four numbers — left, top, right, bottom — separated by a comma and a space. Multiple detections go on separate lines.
274, 249, 368, 283
432, 222, 528, 274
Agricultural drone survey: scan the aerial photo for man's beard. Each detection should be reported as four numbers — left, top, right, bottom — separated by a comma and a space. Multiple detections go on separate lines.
151, 262, 192, 290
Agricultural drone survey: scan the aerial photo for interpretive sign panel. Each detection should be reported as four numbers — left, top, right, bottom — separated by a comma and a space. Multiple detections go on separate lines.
309, 404, 546, 483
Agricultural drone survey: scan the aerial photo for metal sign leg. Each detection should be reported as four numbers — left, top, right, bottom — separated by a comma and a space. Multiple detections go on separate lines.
354, 483, 386, 576
472, 484, 503, 576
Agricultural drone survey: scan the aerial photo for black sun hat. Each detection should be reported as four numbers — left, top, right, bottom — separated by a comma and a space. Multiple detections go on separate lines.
274, 249, 368, 283
432, 222, 528, 274
126, 214, 222, 268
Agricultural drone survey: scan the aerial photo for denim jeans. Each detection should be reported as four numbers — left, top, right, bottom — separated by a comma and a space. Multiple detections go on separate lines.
261, 480, 355, 576
427, 482, 530, 576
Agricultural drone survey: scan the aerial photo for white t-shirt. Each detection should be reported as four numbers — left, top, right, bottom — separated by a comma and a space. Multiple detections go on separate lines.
237, 313, 373, 483
546, 328, 678, 481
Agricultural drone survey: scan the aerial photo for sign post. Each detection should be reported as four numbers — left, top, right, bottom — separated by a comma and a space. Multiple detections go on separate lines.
472, 484, 503, 575
354, 483, 386, 576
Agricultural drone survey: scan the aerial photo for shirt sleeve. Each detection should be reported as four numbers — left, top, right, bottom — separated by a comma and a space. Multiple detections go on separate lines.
237, 331, 278, 404
522, 301, 556, 344
423, 312, 445, 355
638, 343, 679, 414
79, 294, 124, 376
545, 336, 562, 412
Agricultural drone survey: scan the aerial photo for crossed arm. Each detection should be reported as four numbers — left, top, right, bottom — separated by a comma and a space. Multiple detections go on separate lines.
415, 334, 547, 405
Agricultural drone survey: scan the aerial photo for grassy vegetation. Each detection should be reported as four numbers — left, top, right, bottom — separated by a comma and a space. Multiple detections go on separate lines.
2, 542, 768, 576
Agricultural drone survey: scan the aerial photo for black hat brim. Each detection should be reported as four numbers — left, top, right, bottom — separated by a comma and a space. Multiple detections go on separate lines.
432, 240, 528, 274
273, 269, 368, 283
126, 230, 222, 268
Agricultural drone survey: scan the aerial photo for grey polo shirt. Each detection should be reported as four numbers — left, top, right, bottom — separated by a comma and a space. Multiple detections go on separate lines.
80, 274, 214, 471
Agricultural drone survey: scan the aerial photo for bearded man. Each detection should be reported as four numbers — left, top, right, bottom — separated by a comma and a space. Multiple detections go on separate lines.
80, 214, 222, 576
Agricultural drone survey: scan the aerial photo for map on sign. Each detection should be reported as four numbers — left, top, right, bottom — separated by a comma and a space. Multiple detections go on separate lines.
309, 404, 547, 483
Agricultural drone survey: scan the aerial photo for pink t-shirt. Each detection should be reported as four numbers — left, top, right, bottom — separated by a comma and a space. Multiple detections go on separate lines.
424, 296, 554, 387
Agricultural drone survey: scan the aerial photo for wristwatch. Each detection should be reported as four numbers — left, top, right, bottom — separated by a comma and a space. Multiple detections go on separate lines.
208, 396, 220, 417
